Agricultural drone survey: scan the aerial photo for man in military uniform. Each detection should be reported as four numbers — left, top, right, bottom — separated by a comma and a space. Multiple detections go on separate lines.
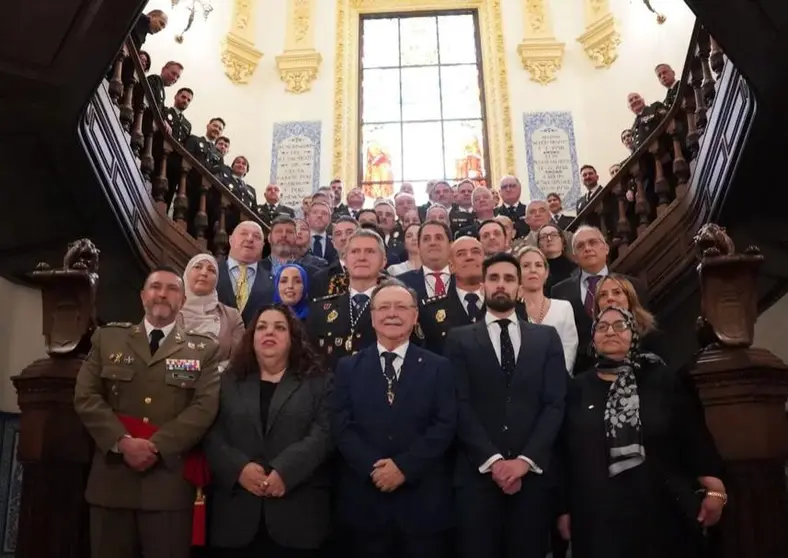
449, 180, 476, 234
163, 87, 193, 144
494, 176, 529, 239
455, 186, 497, 240
74, 266, 220, 558
655, 63, 679, 107
146, 61, 183, 112
307, 228, 387, 370
185, 117, 225, 171
627, 92, 668, 148
330, 179, 351, 221
213, 155, 257, 236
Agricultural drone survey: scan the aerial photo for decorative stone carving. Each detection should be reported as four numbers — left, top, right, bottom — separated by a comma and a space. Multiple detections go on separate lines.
517, 0, 564, 85
221, 0, 264, 84
577, 7, 620, 68
276, 50, 323, 93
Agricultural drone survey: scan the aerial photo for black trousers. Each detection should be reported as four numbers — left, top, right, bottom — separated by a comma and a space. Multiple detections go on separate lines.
214, 529, 320, 558
351, 527, 448, 558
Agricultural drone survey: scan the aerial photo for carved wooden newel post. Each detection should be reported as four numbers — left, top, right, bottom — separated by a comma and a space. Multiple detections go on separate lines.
691, 225, 788, 557
11, 239, 101, 558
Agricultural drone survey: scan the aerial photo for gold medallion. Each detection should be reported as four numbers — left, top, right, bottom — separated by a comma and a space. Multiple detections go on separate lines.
435, 309, 446, 323
345, 337, 353, 352
327, 310, 338, 323
335, 337, 343, 347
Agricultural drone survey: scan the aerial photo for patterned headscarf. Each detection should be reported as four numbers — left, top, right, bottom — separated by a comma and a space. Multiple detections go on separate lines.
180, 253, 221, 339
593, 306, 663, 477
273, 263, 310, 320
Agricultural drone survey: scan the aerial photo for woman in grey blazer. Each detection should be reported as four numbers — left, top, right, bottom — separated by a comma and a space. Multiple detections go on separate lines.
204, 304, 333, 557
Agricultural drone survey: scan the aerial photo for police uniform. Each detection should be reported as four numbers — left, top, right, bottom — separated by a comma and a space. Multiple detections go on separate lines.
185, 135, 223, 172
449, 206, 475, 234
255, 203, 296, 229
632, 101, 668, 148
419, 291, 483, 355
307, 292, 377, 370
495, 202, 530, 239
385, 230, 406, 264
332, 202, 351, 221
147, 74, 165, 110
74, 321, 220, 558
163, 107, 192, 144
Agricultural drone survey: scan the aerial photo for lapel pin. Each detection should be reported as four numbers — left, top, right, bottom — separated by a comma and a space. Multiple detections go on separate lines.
132, 325, 141, 333
175, 333, 183, 342
418, 357, 423, 362
335, 337, 343, 347
187, 342, 196, 349
123, 355, 134, 365
327, 310, 338, 323
197, 342, 206, 350
110, 353, 122, 364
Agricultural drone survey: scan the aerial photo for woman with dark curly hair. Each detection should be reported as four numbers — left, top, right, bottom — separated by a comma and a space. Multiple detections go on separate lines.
204, 304, 333, 557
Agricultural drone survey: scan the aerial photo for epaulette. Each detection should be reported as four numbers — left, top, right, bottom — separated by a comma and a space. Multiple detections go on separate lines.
421, 293, 448, 306
104, 322, 132, 328
185, 330, 215, 339
311, 293, 341, 303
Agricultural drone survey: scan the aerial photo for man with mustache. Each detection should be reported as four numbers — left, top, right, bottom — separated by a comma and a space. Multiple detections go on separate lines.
445, 252, 567, 558
74, 266, 221, 558
331, 279, 456, 557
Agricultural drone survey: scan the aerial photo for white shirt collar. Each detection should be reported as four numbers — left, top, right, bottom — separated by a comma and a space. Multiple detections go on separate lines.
422, 265, 450, 276
349, 286, 375, 298
311, 230, 327, 238
484, 309, 517, 327
144, 319, 176, 340
227, 256, 257, 273
580, 265, 609, 283
455, 285, 483, 302
377, 341, 409, 362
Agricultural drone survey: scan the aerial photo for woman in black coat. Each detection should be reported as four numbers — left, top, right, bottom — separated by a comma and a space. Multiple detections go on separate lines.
557, 307, 726, 558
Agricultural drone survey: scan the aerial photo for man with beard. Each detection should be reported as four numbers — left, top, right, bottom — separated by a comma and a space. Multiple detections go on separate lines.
445, 252, 567, 558
74, 266, 220, 558
259, 216, 321, 286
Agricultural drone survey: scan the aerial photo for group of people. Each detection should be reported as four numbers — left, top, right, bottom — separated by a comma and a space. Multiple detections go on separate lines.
74, 169, 728, 558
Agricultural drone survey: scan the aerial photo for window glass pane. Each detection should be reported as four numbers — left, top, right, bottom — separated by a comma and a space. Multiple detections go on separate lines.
401, 67, 441, 121
443, 120, 486, 183
362, 19, 400, 68
400, 17, 438, 66
440, 65, 482, 119
362, 68, 401, 123
407, 180, 431, 206
361, 123, 401, 199
438, 15, 477, 64
402, 122, 445, 180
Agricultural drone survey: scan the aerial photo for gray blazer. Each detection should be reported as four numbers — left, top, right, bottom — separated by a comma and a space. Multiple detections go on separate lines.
203, 368, 333, 549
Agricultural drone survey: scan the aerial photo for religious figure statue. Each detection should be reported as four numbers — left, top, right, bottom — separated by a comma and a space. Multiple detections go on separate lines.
455, 135, 485, 187
363, 141, 394, 198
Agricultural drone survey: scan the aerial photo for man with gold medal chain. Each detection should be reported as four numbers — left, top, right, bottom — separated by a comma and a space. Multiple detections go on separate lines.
308, 229, 425, 370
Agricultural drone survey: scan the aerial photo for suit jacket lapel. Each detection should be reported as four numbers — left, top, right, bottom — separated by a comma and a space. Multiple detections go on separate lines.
150, 322, 186, 366
394, 345, 423, 406
237, 374, 263, 441
473, 321, 499, 369
515, 321, 534, 376
266, 371, 301, 435
127, 322, 152, 365
217, 261, 235, 308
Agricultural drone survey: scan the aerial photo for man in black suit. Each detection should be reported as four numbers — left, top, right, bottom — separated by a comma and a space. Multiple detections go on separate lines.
217, 221, 274, 325
331, 279, 457, 558
446, 252, 567, 558
162, 87, 193, 143
330, 178, 351, 221
546, 192, 574, 230
398, 221, 452, 302
551, 225, 648, 374
455, 186, 496, 239
575, 164, 602, 215
311, 216, 359, 297
306, 200, 338, 263
494, 176, 529, 239
420, 236, 485, 355
146, 61, 183, 112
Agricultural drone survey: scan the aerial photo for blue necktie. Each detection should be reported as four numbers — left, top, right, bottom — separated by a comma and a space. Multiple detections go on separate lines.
312, 235, 323, 258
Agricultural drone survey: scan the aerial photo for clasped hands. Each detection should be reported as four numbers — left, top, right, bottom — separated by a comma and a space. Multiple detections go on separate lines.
370, 458, 405, 492
491, 459, 530, 495
119, 436, 159, 472
239, 463, 286, 498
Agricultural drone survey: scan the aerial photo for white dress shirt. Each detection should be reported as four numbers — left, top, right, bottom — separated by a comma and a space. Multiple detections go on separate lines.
478, 310, 543, 475
144, 319, 176, 343
376, 341, 408, 380
579, 265, 609, 301
422, 265, 451, 297
227, 256, 258, 299
349, 286, 376, 300
540, 300, 579, 374
455, 286, 484, 316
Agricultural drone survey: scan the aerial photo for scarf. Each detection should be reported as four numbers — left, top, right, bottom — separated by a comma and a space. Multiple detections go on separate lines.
593, 306, 663, 477
273, 263, 310, 320
180, 253, 221, 339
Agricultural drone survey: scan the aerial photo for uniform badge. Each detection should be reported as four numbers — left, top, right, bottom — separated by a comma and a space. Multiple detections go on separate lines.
165, 358, 201, 372
435, 309, 446, 323
323, 303, 331, 311
123, 355, 135, 365
334, 337, 343, 347
393, 231, 400, 239
327, 310, 338, 323
414, 323, 425, 340
197, 342, 206, 350
174, 333, 183, 342
132, 325, 141, 333
109, 353, 123, 364
187, 342, 196, 349
345, 338, 353, 352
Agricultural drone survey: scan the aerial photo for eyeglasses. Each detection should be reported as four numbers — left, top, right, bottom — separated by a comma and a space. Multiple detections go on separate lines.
538, 232, 560, 241
575, 238, 603, 251
594, 320, 630, 333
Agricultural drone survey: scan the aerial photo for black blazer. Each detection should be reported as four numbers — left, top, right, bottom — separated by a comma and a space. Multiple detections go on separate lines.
552, 214, 574, 230
551, 271, 647, 374
217, 259, 274, 325
146, 74, 165, 110
204, 370, 333, 549
445, 319, 567, 484
398, 268, 453, 303
330, 344, 457, 533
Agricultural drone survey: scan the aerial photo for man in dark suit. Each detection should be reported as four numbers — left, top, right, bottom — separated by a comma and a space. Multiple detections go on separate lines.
162, 87, 193, 143
331, 279, 457, 558
494, 176, 529, 239
306, 200, 338, 263
398, 221, 452, 302
551, 225, 648, 374
217, 221, 274, 325
445, 252, 567, 558
311, 216, 359, 297
546, 192, 574, 230
454, 186, 497, 240
575, 164, 602, 215
146, 61, 183, 112
256, 184, 296, 228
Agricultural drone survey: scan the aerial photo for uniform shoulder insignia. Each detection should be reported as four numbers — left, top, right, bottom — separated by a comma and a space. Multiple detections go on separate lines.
104, 322, 132, 328
311, 293, 341, 303
186, 330, 215, 339
421, 294, 448, 306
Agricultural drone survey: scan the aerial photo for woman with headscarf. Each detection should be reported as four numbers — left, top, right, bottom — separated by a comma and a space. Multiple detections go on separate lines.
272, 263, 309, 320
557, 307, 726, 558
180, 253, 245, 370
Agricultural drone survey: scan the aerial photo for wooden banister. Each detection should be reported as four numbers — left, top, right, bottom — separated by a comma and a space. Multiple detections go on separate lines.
109, 39, 269, 259
568, 22, 719, 261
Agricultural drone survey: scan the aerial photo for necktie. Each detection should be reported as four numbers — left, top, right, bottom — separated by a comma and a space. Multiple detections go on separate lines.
584, 275, 601, 317
497, 319, 516, 379
312, 235, 324, 258
149, 329, 165, 356
381, 351, 398, 405
236, 264, 249, 311
431, 272, 446, 296
352, 293, 369, 317
465, 293, 482, 321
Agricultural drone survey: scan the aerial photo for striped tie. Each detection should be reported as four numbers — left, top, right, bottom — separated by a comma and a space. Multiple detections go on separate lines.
236, 264, 249, 311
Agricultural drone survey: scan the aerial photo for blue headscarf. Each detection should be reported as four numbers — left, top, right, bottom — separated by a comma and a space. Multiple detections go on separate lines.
273, 263, 310, 319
